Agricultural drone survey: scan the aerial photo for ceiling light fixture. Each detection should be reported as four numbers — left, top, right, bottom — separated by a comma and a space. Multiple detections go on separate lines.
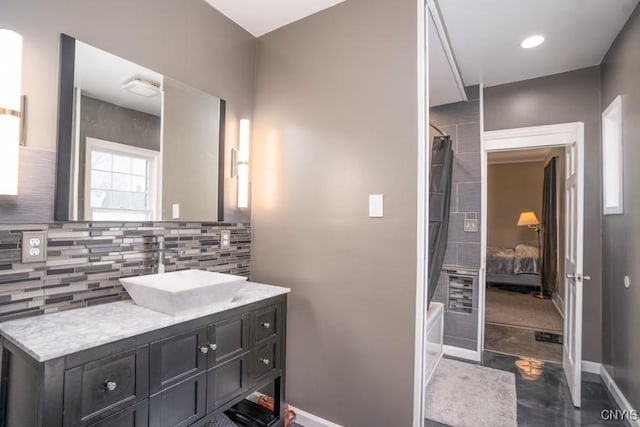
521, 35, 545, 49
122, 77, 161, 97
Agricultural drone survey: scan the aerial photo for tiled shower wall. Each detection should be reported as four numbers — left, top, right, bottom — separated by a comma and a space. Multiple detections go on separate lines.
430, 86, 481, 269
430, 86, 481, 350
0, 222, 250, 322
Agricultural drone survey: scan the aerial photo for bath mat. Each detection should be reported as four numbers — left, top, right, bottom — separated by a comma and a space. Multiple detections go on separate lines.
425, 358, 517, 427
535, 331, 563, 344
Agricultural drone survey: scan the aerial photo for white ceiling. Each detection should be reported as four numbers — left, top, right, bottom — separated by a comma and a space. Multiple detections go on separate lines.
429, 10, 466, 106
204, 0, 347, 37
436, 0, 639, 88
75, 41, 163, 116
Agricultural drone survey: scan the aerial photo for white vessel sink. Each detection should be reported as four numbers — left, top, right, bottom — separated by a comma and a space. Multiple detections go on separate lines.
120, 270, 248, 316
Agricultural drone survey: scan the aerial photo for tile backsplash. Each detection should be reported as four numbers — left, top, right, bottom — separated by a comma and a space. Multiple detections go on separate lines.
0, 222, 251, 322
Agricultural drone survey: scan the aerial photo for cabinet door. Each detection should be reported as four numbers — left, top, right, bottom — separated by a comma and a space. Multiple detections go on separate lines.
149, 373, 206, 427
63, 347, 149, 426
251, 340, 279, 384
149, 328, 208, 394
208, 314, 249, 368
206, 354, 248, 412
252, 305, 278, 346
86, 400, 148, 427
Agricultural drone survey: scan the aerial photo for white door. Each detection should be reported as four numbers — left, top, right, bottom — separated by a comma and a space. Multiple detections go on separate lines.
563, 141, 585, 407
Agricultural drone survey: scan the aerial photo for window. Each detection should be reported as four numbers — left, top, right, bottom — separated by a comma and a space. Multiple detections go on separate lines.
602, 95, 624, 215
85, 138, 160, 221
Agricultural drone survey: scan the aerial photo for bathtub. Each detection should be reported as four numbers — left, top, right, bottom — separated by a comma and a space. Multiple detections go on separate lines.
425, 302, 444, 383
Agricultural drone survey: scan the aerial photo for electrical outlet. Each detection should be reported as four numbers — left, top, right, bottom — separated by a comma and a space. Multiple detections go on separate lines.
463, 219, 478, 233
220, 230, 231, 249
22, 231, 47, 263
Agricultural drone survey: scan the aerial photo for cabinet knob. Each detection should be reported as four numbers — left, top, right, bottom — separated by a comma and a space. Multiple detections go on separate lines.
260, 358, 270, 366
199, 346, 209, 354
261, 322, 271, 329
209, 343, 217, 351
105, 381, 117, 392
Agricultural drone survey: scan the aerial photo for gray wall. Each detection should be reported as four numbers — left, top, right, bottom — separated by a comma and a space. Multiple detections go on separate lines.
600, 3, 640, 410
162, 79, 220, 221
251, 0, 418, 425
79, 95, 161, 218
484, 66, 603, 362
430, 87, 481, 269
0, 0, 254, 223
487, 161, 543, 247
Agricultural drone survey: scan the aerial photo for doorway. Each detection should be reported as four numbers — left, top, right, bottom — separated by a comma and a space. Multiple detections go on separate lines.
484, 148, 565, 363
479, 122, 586, 407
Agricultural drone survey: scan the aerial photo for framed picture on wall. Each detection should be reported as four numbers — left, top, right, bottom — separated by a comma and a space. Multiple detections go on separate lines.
602, 95, 624, 215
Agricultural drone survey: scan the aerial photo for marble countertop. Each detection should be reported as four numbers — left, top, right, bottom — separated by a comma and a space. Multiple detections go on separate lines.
0, 282, 290, 362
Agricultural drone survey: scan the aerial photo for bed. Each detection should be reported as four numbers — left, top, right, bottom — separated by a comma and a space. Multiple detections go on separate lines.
486, 244, 541, 287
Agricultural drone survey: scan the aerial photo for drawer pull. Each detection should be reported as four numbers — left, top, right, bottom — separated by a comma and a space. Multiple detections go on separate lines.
261, 322, 271, 329
199, 346, 209, 354
105, 381, 117, 392
209, 343, 217, 351
260, 358, 270, 366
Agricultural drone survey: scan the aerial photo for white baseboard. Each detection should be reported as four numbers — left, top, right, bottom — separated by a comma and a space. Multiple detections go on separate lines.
600, 365, 640, 427
292, 406, 344, 427
581, 360, 601, 375
443, 345, 481, 362
248, 392, 344, 427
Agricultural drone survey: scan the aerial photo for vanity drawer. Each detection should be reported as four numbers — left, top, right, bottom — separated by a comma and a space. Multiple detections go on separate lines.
251, 341, 278, 382
253, 305, 277, 344
63, 347, 149, 426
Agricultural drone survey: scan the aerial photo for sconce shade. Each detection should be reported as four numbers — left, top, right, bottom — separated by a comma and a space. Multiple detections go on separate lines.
517, 211, 540, 227
237, 119, 250, 208
0, 29, 23, 196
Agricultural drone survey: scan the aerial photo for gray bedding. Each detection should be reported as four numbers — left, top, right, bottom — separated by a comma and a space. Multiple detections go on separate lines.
487, 244, 540, 276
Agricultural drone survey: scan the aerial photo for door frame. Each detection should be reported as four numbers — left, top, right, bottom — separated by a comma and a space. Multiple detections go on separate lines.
479, 121, 585, 393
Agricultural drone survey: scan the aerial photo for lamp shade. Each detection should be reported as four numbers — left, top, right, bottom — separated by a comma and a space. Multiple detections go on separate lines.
517, 211, 540, 226
0, 29, 23, 196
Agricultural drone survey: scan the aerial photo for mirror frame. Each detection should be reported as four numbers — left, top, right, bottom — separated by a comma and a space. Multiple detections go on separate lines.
55, 34, 226, 222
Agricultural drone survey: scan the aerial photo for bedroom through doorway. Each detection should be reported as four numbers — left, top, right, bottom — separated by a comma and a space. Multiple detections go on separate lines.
484, 148, 565, 363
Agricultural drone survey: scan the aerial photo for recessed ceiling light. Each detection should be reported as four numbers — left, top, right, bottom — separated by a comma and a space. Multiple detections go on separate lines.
521, 35, 545, 49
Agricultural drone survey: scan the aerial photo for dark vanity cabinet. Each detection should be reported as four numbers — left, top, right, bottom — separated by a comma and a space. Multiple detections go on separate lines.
0, 295, 286, 427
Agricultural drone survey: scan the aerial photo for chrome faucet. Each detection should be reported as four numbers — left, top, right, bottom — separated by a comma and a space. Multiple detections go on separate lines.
155, 235, 185, 274
157, 235, 166, 274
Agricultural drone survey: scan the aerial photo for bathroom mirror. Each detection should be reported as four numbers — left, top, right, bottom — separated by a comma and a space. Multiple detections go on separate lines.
56, 35, 225, 222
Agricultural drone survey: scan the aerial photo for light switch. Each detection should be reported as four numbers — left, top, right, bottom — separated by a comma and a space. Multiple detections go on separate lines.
22, 231, 47, 263
369, 194, 384, 218
464, 219, 478, 232
220, 230, 231, 249
172, 204, 180, 219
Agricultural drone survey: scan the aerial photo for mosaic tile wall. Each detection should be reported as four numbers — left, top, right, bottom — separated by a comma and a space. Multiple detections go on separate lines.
0, 222, 251, 322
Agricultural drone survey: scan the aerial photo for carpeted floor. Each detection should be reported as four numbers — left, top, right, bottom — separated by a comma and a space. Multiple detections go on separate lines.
425, 358, 517, 427
485, 287, 563, 332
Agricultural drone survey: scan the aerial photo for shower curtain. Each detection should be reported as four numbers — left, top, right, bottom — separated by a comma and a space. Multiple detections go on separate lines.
541, 157, 558, 294
427, 135, 454, 306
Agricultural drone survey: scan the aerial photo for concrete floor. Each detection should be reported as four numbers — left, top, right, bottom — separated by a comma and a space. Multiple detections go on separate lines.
426, 351, 624, 427
485, 323, 563, 362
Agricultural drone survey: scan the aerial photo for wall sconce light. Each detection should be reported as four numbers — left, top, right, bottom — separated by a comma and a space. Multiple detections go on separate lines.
0, 29, 25, 196
231, 119, 250, 208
